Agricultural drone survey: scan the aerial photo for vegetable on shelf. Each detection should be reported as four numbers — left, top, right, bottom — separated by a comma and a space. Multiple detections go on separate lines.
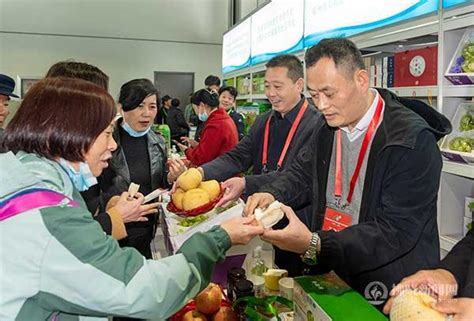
449, 137, 474, 153
450, 41, 474, 73
460, 114, 474, 132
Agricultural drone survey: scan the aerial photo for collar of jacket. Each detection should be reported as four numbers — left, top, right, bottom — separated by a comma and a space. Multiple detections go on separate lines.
207, 107, 230, 121
111, 118, 166, 186
271, 95, 306, 124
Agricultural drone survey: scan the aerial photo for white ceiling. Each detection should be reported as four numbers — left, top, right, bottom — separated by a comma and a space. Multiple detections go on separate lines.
0, 0, 229, 44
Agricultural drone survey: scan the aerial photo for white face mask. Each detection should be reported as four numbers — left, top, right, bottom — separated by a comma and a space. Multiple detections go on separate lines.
57, 158, 98, 192
120, 120, 150, 137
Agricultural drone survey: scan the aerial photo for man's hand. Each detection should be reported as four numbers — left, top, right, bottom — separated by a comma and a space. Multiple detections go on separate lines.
243, 192, 275, 217
215, 177, 245, 207
220, 215, 264, 245
181, 136, 198, 147
261, 204, 312, 254
113, 192, 159, 223
434, 298, 474, 321
383, 269, 458, 314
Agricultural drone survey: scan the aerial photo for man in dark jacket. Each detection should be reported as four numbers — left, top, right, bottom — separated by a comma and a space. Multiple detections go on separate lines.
384, 228, 474, 318
245, 38, 451, 309
195, 54, 324, 276
166, 98, 190, 143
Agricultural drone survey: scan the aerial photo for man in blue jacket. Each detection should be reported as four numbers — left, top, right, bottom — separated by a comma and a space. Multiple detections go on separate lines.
245, 38, 452, 310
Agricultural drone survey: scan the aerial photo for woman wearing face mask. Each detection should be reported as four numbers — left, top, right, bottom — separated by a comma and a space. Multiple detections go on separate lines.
0, 77, 264, 321
99, 79, 184, 265
219, 86, 245, 140
177, 88, 238, 166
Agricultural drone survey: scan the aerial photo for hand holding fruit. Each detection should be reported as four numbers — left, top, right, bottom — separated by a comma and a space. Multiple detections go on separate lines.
220, 215, 264, 245
384, 269, 458, 314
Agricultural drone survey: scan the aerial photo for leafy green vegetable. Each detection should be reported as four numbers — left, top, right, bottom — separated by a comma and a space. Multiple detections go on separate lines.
178, 214, 208, 227
460, 114, 474, 132
469, 202, 474, 211
449, 137, 474, 153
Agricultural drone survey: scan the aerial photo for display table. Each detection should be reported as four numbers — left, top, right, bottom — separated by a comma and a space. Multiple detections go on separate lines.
159, 200, 261, 287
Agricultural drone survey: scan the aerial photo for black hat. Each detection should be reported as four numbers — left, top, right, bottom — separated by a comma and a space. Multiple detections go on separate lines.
0, 74, 19, 98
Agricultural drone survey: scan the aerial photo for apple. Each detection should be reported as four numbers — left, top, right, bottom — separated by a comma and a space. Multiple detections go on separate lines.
182, 310, 208, 321
212, 306, 237, 321
195, 283, 222, 315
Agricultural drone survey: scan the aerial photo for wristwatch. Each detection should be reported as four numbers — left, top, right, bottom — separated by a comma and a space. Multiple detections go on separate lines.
301, 232, 320, 265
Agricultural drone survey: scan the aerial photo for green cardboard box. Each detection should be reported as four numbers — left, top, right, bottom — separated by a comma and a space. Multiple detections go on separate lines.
293, 273, 388, 321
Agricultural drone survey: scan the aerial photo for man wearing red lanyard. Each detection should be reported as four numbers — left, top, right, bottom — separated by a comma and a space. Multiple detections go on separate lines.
193, 54, 324, 276
245, 38, 452, 310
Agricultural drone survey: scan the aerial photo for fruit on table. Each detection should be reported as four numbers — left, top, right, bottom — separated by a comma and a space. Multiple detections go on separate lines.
182, 310, 208, 321
253, 201, 285, 228
182, 188, 210, 211
390, 290, 446, 321
212, 306, 238, 321
195, 283, 222, 315
199, 180, 221, 200
460, 114, 474, 132
177, 168, 203, 191
449, 137, 473, 153
172, 188, 186, 210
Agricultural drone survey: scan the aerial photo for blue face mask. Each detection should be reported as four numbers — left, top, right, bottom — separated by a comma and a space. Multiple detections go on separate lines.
58, 158, 98, 192
198, 111, 209, 122
120, 120, 150, 137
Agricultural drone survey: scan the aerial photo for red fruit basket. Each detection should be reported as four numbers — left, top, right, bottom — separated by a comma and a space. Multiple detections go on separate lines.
166, 187, 225, 217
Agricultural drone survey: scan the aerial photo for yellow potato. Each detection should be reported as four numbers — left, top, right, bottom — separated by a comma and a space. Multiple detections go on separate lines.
182, 188, 210, 211
177, 168, 202, 191
199, 180, 221, 201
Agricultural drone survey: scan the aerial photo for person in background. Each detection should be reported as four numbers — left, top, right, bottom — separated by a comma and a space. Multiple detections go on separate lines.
219, 86, 245, 140
0, 77, 264, 321
245, 38, 451, 309
45, 61, 155, 240
99, 80, 183, 268
176, 88, 238, 166
166, 98, 190, 146
204, 74, 221, 92
155, 94, 172, 125
184, 92, 195, 124
0, 74, 18, 152
384, 229, 474, 319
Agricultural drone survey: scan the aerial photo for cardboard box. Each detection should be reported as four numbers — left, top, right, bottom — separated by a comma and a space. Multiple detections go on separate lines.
445, 28, 474, 85
293, 273, 387, 321
394, 46, 438, 87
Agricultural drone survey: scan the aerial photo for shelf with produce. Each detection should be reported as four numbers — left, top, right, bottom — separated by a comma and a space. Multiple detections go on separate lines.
442, 161, 474, 178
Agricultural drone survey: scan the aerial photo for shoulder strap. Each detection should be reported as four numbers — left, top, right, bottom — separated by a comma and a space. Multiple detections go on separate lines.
0, 189, 79, 221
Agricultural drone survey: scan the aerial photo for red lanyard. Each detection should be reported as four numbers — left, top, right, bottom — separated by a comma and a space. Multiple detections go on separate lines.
334, 96, 384, 204
262, 100, 309, 172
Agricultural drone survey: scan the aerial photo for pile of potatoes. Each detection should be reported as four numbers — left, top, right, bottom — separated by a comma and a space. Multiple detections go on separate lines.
172, 168, 221, 211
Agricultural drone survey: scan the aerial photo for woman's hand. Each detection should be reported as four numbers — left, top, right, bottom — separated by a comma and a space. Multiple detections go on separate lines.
177, 142, 189, 152
113, 192, 159, 223
167, 158, 187, 183
220, 215, 264, 245
181, 136, 198, 147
